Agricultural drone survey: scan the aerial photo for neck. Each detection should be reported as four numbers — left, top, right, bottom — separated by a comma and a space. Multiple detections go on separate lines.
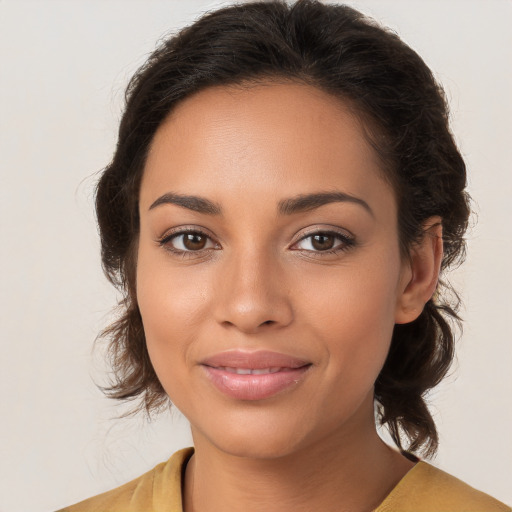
183, 405, 414, 512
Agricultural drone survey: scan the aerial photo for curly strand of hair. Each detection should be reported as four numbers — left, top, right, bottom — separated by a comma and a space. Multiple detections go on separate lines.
375, 297, 461, 457
97, 302, 167, 418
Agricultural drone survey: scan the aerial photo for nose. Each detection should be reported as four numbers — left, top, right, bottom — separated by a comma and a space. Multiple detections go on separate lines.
213, 248, 294, 334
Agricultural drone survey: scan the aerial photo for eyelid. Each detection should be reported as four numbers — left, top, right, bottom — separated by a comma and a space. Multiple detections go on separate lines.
292, 225, 354, 243
157, 225, 221, 254
290, 226, 356, 253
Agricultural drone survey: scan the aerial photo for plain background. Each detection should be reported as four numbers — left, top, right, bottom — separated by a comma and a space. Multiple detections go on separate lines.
1, 1, 511, 510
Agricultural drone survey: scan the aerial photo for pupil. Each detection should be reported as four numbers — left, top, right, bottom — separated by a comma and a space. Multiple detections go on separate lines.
184, 233, 206, 250
312, 234, 334, 251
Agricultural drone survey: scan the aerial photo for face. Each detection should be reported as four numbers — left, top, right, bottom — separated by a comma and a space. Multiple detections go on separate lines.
137, 82, 411, 459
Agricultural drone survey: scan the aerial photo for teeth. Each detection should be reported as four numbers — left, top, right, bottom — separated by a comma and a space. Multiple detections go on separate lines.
251, 368, 270, 375
220, 367, 283, 375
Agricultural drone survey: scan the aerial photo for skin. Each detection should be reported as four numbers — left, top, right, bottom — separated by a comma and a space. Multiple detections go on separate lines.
137, 82, 442, 512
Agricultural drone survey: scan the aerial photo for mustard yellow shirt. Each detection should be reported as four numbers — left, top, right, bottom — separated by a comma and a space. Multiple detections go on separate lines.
57, 447, 510, 512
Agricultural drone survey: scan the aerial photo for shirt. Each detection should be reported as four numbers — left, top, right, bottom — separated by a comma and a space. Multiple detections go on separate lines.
57, 447, 511, 512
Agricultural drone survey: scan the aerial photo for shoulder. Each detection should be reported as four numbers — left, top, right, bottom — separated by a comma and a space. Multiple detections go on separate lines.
55, 447, 193, 512
376, 461, 511, 512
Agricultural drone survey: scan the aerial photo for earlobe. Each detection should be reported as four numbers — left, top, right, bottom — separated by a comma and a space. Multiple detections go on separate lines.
395, 217, 443, 324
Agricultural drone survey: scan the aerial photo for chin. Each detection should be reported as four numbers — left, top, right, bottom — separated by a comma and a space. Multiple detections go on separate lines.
191, 407, 317, 460
212, 432, 306, 460
191, 404, 338, 460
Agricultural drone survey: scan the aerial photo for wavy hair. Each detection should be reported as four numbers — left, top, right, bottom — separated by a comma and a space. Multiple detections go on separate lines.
96, 0, 470, 457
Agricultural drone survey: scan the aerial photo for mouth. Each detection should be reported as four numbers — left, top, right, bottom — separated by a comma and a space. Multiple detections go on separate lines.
200, 350, 312, 401
213, 366, 290, 375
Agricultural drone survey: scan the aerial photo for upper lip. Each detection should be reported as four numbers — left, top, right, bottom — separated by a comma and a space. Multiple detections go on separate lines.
201, 350, 310, 370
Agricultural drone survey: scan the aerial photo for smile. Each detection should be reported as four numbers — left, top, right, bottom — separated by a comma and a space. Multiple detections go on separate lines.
200, 350, 311, 401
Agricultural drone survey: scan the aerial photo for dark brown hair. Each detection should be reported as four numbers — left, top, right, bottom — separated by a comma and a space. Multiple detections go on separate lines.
96, 0, 470, 457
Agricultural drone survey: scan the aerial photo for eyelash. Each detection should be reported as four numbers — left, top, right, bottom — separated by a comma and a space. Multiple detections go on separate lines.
293, 229, 356, 255
157, 227, 219, 258
157, 227, 356, 258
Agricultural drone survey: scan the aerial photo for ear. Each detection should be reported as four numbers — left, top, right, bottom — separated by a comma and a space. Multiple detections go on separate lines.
395, 217, 443, 324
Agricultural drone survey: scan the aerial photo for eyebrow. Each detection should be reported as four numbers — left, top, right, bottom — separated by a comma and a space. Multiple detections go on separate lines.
278, 191, 373, 217
149, 193, 222, 215
148, 190, 373, 217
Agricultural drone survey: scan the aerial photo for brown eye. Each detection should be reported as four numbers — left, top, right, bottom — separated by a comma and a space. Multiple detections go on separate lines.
293, 230, 355, 254
183, 233, 207, 250
160, 230, 218, 253
311, 234, 335, 251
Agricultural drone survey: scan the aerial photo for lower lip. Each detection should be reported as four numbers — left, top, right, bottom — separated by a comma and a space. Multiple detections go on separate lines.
202, 366, 310, 401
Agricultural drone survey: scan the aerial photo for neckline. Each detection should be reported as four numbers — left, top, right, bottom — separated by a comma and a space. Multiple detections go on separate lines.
174, 449, 427, 512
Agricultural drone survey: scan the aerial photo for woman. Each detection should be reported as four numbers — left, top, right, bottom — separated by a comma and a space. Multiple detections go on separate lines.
58, 1, 510, 510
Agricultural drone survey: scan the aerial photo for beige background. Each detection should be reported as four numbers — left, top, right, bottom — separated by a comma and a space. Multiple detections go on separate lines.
1, 1, 510, 510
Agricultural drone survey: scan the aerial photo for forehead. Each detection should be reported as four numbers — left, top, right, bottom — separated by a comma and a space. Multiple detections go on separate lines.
140, 82, 395, 216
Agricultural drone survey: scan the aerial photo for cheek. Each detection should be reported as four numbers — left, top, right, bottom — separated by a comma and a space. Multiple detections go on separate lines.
137, 242, 211, 330
302, 256, 400, 332
135, 249, 212, 393
298, 253, 401, 377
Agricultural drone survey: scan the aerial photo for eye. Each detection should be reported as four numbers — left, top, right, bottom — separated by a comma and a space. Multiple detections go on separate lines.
292, 230, 355, 253
159, 229, 219, 253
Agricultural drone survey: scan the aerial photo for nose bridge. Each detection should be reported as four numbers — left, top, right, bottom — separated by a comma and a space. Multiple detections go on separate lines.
214, 243, 292, 332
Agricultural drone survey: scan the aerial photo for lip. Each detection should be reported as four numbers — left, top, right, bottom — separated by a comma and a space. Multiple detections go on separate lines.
200, 350, 311, 401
